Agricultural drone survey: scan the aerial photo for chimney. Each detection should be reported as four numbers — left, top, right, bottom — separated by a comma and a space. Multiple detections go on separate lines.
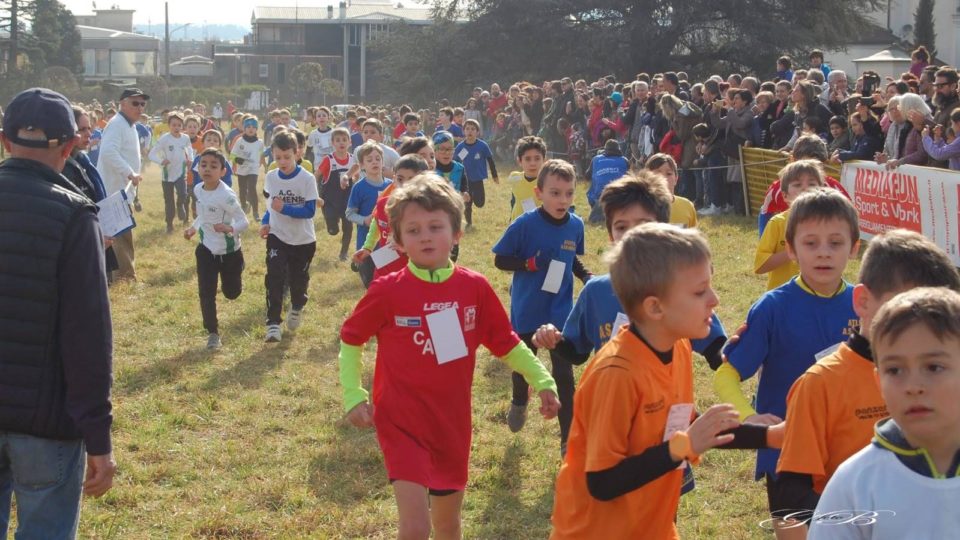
327, 5, 333, 18
339, 1, 346, 19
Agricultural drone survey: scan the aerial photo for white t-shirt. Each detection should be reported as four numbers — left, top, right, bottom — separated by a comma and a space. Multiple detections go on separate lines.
192, 181, 249, 255
353, 142, 400, 172
308, 128, 334, 160
230, 138, 265, 176
809, 444, 960, 540
148, 132, 193, 182
263, 165, 319, 246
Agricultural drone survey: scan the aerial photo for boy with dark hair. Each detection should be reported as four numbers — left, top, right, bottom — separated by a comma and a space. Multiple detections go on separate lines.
551, 223, 778, 539
259, 130, 319, 342
454, 118, 499, 229
809, 49, 831, 78
493, 159, 585, 453
810, 287, 960, 539
437, 106, 464, 141
394, 112, 423, 149
507, 135, 548, 222
775, 229, 960, 535
715, 188, 861, 518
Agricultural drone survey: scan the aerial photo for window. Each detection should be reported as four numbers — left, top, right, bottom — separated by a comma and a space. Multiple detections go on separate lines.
278, 63, 286, 85
259, 63, 269, 78
349, 24, 361, 46
110, 51, 154, 77
368, 23, 391, 41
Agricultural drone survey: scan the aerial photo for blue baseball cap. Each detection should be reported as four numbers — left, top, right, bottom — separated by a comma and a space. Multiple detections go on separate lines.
2, 87, 76, 148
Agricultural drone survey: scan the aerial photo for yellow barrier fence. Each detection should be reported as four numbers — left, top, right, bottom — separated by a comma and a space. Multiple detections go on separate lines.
739, 147, 841, 216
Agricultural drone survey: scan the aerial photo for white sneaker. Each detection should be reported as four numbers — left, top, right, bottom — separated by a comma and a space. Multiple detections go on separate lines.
697, 204, 721, 216
722, 204, 735, 214
265, 324, 282, 342
287, 308, 303, 331
206, 333, 222, 350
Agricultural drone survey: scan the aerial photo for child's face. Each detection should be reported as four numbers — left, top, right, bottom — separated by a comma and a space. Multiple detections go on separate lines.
185, 121, 199, 136
393, 167, 419, 188
396, 202, 461, 271
169, 118, 183, 134
783, 173, 822, 204
362, 151, 383, 177
332, 134, 350, 153
317, 111, 329, 125
518, 149, 544, 178
243, 124, 256, 137
198, 154, 225, 183
417, 146, 436, 169
454, 112, 464, 124
786, 217, 858, 293
535, 174, 575, 219
830, 124, 844, 140
362, 125, 381, 142
464, 124, 479, 140
435, 141, 454, 165
273, 147, 297, 173
233, 117, 242, 128
876, 323, 960, 453
281, 113, 291, 124
405, 120, 420, 133
202, 133, 221, 148
609, 204, 659, 243
655, 163, 678, 193
646, 259, 718, 341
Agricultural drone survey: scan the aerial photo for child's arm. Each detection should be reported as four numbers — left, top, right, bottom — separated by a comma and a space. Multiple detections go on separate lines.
272, 198, 316, 219
572, 256, 593, 284
147, 137, 165, 165
713, 303, 782, 423
493, 251, 552, 273
487, 156, 499, 183
714, 362, 761, 421
532, 324, 591, 365
345, 206, 367, 226
754, 219, 789, 275
500, 342, 559, 417
221, 190, 250, 235
339, 281, 391, 426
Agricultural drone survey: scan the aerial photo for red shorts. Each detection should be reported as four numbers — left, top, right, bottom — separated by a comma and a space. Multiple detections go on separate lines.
374, 406, 469, 492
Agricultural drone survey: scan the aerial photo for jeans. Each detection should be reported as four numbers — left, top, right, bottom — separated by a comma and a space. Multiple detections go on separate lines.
678, 169, 698, 205
0, 432, 85, 540
705, 151, 726, 208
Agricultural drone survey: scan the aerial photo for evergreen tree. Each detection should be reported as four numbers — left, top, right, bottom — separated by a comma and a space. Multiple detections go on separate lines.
914, 0, 937, 58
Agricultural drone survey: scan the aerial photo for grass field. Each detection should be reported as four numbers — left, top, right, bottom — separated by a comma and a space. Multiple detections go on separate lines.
51, 162, 858, 539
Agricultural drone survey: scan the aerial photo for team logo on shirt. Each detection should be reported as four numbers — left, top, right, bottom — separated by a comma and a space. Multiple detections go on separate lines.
423, 301, 459, 312
463, 306, 476, 331
644, 397, 665, 414
395, 316, 421, 328
561, 240, 577, 252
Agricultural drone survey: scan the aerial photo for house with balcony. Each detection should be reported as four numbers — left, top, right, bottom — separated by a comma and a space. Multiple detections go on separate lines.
214, 0, 434, 102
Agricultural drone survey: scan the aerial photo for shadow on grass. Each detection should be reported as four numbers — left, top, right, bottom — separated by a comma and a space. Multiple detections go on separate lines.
306, 426, 385, 506
473, 441, 555, 538
200, 337, 293, 391
117, 347, 211, 394
143, 265, 194, 288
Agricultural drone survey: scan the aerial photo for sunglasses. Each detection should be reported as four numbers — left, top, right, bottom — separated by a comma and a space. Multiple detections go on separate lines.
130, 100, 147, 107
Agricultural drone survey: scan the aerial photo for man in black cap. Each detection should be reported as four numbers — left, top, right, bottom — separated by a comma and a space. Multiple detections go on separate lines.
96, 87, 149, 281
0, 88, 115, 538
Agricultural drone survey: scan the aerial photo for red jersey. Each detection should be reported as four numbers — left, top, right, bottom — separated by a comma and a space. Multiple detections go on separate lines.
371, 183, 407, 278
760, 175, 850, 218
339, 265, 521, 490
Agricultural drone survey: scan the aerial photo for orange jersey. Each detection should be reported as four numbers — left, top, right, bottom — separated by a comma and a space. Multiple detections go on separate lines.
776, 338, 887, 493
551, 328, 693, 540
191, 136, 205, 156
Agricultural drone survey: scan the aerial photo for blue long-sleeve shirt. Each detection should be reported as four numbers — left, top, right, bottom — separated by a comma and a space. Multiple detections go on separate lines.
922, 135, 960, 171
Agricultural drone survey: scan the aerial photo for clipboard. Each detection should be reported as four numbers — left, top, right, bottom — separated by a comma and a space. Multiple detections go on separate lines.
96, 182, 137, 237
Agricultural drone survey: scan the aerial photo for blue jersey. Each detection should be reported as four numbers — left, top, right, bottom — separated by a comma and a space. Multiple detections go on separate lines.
347, 177, 392, 248
725, 278, 858, 479
394, 130, 424, 148
454, 139, 494, 182
436, 161, 466, 192
492, 209, 585, 333
88, 129, 103, 166
135, 123, 152, 151
350, 132, 364, 152
587, 153, 629, 206
562, 273, 726, 355
190, 155, 233, 187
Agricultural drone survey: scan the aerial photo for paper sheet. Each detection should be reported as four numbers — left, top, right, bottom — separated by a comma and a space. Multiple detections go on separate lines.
457, 148, 469, 161
521, 198, 537, 213
96, 188, 136, 238
426, 308, 468, 364
663, 403, 695, 469
613, 312, 630, 336
370, 245, 400, 269
541, 260, 565, 294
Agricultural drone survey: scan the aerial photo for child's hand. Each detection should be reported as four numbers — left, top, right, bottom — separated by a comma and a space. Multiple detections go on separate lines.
462, 192, 472, 203
317, 198, 325, 207
259, 224, 270, 239
352, 248, 370, 265
532, 324, 562, 350
340, 177, 350, 189
161, 159, 170, 166
364, 215, 373, 226
538, 389, 560, 420
270, 197, 284, 212
183, 227, 196, 240
743, 413, 782, 426
766, 421, 786, 449
212, 223, 233, 234
493, 176, 500, 184
346, 401, 374, 428
687, 403, 740, 456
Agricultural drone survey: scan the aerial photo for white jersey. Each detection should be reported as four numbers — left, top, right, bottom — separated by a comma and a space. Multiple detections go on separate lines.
308, 128, 334, 160
263, 165, 319, 245
352, 142, 400, 172
192, 181, 249, 255
148, 132, 193, 182
230, 137, 265, 176
809, 444, 960, 540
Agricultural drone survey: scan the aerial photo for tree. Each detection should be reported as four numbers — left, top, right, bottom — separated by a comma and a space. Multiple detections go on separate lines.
40, 65, 77, 95
914, 0, 937, 58
372, 0, 884, 103
0, 0, 82, 73
288, 62, 325, 104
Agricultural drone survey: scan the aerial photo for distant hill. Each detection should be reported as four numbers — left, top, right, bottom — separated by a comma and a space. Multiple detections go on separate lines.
134, 24, 249, 42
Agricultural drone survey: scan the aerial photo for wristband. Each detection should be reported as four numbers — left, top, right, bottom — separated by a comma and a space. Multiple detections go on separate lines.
669, 431, 701, 465
525, 256, 538, 272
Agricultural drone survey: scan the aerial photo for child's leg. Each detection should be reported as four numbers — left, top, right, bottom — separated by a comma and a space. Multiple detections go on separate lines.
340, 216, 353, 258
161, 181, 175, 226
237, 174, 249, 210
464, 198, 473, 226
219, 250, 245, 300
429, 489, 465, 540
246, 175, 260, 216
550, 351, 575, 446
358, 256, 375, 288
470, 180, 485, 209
286, 241, 316, 310
393, 480, 431, 540
264, 235, 289, 325
511, 333, 538, 407
195, 244, 220, 334
174, 177, 188, 222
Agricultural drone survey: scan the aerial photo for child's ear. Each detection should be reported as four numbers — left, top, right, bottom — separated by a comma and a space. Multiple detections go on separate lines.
534, 186, 542, 199
641, 295, 664, 321
453, 229, 464, 245
852, 283, 870, 320
785, 240, 798, 262
849, 239, 861, 256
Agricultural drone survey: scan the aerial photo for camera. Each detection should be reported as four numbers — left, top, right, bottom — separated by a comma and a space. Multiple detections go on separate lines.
861, 70, 882, 97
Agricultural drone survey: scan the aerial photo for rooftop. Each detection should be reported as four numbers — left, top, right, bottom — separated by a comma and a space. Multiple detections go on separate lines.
78, 25, 160, 42
253, 1, 434, 24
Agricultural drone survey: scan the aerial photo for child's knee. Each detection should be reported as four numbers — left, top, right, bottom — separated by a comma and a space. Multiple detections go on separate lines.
222, 286, 242, 300
397, 518, 431, 540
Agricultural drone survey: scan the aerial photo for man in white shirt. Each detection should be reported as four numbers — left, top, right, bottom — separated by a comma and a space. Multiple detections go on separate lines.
96, 88, 148, 281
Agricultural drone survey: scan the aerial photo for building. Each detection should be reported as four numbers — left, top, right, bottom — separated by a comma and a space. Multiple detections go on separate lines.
74, 8, 161, 82
214, 0, 434, 102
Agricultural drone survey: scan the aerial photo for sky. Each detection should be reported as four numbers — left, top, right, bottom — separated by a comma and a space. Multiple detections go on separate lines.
60, 0, 300, 28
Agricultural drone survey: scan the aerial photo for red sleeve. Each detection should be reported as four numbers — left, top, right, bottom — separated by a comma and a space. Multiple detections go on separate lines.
826, 176, 850, 200
318, 156, 332, 184
476, 273, 521, 357
340, 278, 390, 346
393, 123, 405, 139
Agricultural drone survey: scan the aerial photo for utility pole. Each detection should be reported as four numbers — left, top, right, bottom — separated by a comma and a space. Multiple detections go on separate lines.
10, 0, 18, 72
164, 2, 170, 78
